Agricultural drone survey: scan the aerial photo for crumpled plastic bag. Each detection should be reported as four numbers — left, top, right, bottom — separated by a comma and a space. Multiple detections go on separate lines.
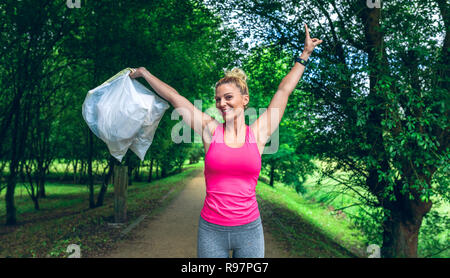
82, 68, 170, 162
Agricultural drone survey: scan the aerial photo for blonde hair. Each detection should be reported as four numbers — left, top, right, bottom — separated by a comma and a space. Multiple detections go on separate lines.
215, 68, 248, 94
215, 68, 249, 108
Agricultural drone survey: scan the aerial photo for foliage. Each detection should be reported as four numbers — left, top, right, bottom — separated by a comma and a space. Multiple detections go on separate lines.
242, 45, 316, 193
188, 144, 205, 164
256, 177, 367, 257
206, 0, 449, 257
1, 0, 448, 258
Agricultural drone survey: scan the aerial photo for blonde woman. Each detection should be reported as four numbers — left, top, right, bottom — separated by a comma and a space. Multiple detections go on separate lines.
130, 24, 322, 258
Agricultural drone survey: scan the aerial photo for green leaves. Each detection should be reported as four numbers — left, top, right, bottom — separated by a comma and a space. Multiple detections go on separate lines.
206, 0, 449, 256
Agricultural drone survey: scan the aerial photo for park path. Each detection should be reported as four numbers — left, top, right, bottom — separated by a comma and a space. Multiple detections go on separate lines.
98, 169, 294, 258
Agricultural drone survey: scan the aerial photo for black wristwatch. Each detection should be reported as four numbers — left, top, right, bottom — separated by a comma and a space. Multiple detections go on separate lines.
295, 57, 309, 67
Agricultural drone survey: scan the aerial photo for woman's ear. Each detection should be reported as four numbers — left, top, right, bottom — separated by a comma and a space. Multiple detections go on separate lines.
243, 95, 249, 108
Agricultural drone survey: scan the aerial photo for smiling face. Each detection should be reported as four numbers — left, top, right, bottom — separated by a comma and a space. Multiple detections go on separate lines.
215, 83, 249, 121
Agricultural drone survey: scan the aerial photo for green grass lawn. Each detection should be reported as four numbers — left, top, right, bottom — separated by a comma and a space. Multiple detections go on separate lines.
256, 177, 367, 258
263, 159, 449, 258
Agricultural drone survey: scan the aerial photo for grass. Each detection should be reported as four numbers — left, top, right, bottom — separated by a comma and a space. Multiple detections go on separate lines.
256, 177, 367, 258
1, 159, 367, 258
3, 158, 444, 258
0, 163, 204, 258
268, 159, 449, 258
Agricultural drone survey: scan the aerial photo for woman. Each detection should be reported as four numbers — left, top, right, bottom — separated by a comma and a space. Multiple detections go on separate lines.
130, 24, 322, 258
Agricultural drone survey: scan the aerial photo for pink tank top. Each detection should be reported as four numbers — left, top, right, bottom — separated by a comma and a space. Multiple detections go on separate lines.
201, 123, 262, 226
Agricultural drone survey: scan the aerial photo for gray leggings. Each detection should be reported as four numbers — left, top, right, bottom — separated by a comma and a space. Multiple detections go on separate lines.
197, 216, 265, 258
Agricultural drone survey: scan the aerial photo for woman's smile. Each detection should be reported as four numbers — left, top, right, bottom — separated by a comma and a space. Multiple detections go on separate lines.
221, 107, 233, 115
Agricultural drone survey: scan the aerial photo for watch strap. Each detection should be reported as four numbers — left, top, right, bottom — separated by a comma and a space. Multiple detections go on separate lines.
295, 57, 309, 67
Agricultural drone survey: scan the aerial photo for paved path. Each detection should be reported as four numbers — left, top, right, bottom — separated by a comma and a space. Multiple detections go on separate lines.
100, 170, 294, 258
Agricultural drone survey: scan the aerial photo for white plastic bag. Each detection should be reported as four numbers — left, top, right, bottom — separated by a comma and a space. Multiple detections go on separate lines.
82, 68, 169, 162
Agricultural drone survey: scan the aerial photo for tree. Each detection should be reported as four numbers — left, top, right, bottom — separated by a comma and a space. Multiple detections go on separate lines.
0, 0, 79, 224
1, 0, 242, 223
242, 45, 316, 191
206, 0, 449, 257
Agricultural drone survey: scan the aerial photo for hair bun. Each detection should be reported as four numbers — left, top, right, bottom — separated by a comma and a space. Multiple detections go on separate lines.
225, 67, 247, 82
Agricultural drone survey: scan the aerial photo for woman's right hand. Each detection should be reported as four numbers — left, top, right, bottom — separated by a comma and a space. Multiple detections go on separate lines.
303, 24, 323, 55
129, 67, 148, 79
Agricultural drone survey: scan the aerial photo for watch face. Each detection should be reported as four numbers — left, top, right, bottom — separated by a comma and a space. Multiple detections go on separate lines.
295, 57, 307, 66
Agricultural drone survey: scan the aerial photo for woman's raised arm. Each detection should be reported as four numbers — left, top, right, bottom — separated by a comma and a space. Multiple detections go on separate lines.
251, 24, 323, 146
130, 67, 218, 137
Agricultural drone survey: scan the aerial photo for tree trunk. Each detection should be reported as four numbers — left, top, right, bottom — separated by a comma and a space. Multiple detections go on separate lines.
37, 169, 46, 198
382, 215, 421, 257
114, 165, 128, 223
156, 161, 160, 178
148, 157, 154, 182
96, 157, 114, 207
73, 159, 78, 184
381, 194, 431, 257
126, 155, 133, 186
134, 161, 141, 182
24, 163, 41, 212
5, 172, 17, 225
177, 160, 183, 173
161, 165, 167, 178
5, 96, 23, 225
87, 129, 95, 208
269, 162, 275, 187
38, 179, 46, 199
31, 194, 40, 211
80, 160, 86, 181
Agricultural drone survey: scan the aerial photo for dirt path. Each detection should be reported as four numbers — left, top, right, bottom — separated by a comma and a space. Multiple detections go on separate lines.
99, 170, 294, 258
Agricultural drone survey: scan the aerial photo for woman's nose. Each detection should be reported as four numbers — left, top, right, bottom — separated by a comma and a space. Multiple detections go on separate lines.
219, 99, 227, 107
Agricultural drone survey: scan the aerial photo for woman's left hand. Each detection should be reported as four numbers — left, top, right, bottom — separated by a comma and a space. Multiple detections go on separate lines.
303, 24, 323, 55
129, 67, 148, 79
